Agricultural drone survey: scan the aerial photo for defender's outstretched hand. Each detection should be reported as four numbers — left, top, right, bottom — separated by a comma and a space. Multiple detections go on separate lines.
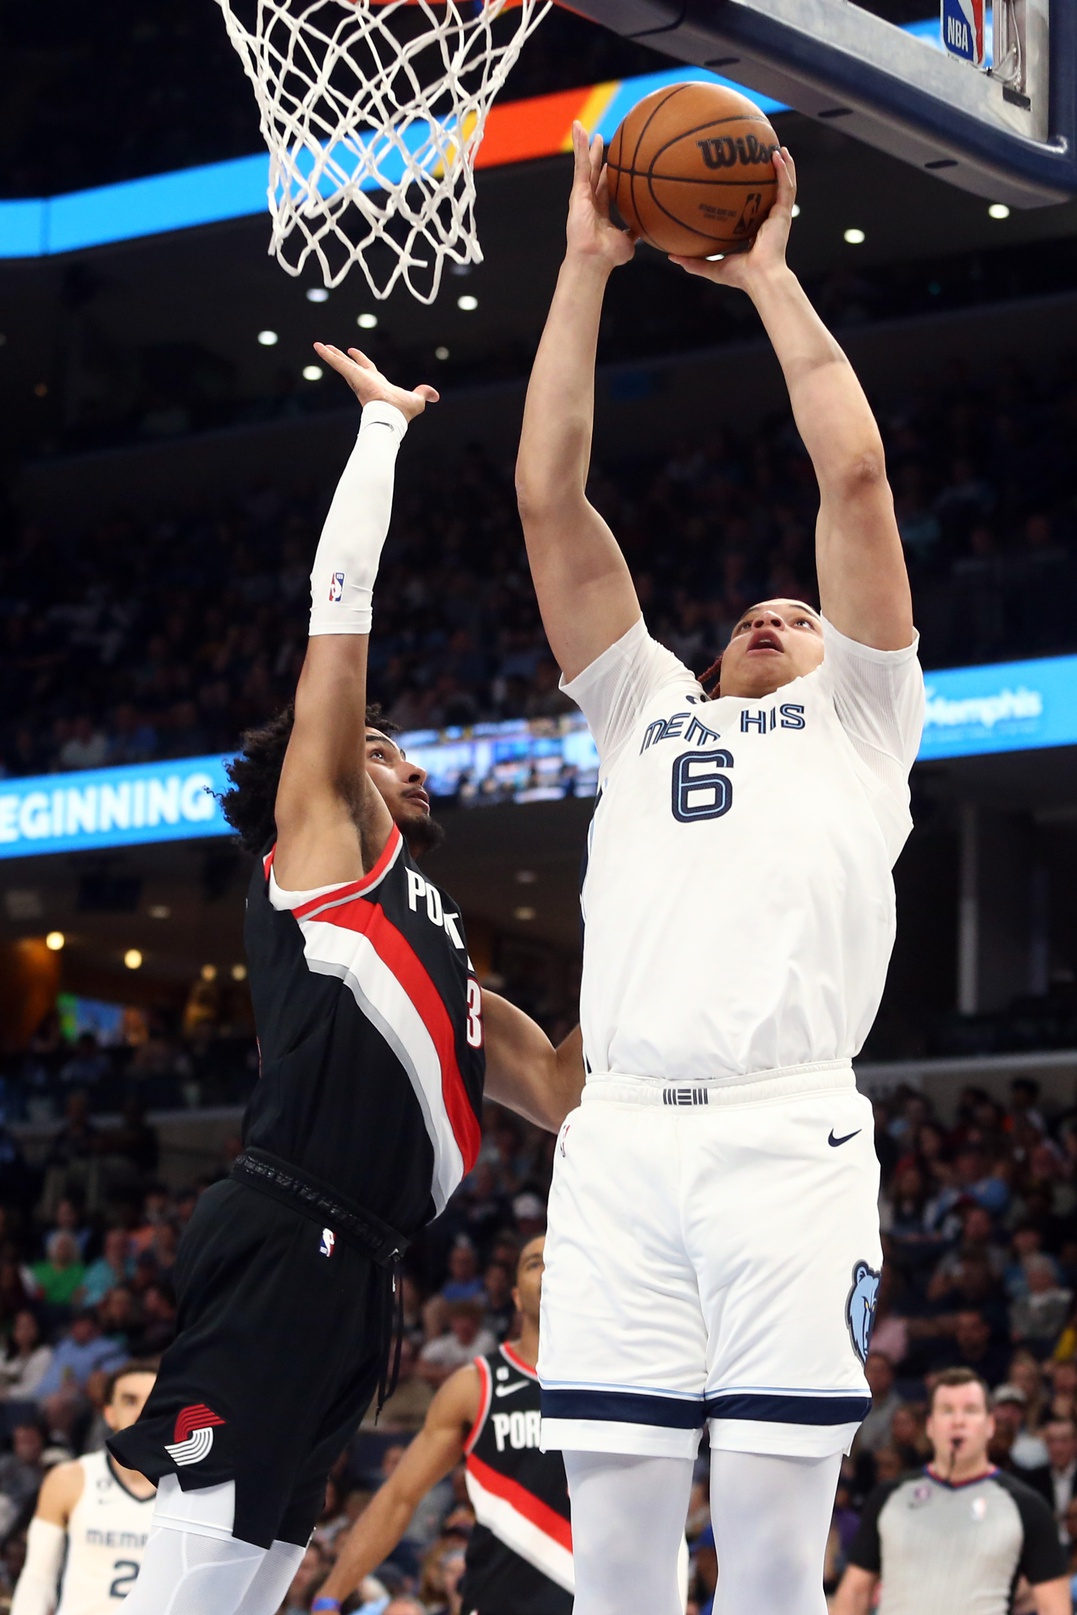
669, 146, 797, 290
566, 121, 636, 270
313, 343, 439, 421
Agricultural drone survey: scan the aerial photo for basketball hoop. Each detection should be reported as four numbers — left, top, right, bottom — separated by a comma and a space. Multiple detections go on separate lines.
213, 0, 549, 302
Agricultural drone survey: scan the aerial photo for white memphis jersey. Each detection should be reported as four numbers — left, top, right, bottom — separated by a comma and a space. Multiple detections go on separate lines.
57, 1450, 153, 1613
565, 615, 924, 1086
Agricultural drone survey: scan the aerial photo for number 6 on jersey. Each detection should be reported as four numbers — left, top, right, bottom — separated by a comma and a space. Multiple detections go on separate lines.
671, 749, 734, 823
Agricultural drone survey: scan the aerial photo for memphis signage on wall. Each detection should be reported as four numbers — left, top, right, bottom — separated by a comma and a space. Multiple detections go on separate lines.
2, 651, 1076, 859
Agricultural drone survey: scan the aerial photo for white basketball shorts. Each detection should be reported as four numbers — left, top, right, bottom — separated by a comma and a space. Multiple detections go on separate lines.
538, 1062, 880, 1461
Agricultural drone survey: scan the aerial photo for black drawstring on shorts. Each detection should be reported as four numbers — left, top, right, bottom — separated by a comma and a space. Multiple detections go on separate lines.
376, 1250, 406, 1420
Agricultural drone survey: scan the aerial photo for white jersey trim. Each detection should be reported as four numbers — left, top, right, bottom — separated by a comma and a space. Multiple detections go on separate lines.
463, 1468, 575, 1594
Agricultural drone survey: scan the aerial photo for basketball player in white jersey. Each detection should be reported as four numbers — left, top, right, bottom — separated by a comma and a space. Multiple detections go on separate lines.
12, 1362, 157, 1615
515, 126, 924, 1615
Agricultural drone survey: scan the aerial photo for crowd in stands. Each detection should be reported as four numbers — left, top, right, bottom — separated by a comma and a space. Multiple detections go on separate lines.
3, 354, 1075, 786
4, 1054, 1077, 1611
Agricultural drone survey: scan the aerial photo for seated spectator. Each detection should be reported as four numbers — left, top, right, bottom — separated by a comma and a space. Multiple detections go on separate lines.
58, 716, 108, 772
129, 1184, 172, 1256
482, 1261, 516, 1341
440, 1239, 484, 1304
888, 1402, 931, 1472
44, 1092, 99, 1175
0, 1311, 53, 1402
1005, 1222, 1049, 1299
277, 1542, 331, 1614
417, 1302, 496, 1387
1011, 1256, 1073, 1355
362, 1338, 433, 1435
855, 1352, 903, 1455
992, 1383, 1049, 1471
0, 1422, 47, 1522
81, 1228, 134, 1308
34, 1310, 125, 1442
929, 1308, 1012, 1388
41, 1197, 92, 1260
511, 1192, 547, 1241
1010, 1349, 1051, 1434
131, 1281, 177, 1355
58, 1034, 110, 1090
926, 1203, 1006, 1302
27, 1233, 85, 1312
1024, 1418, 1077, 1544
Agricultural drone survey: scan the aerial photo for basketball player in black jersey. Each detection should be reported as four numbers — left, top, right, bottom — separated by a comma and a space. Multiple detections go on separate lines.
110, 348, 583, 1615
316, 1237, 572, 1615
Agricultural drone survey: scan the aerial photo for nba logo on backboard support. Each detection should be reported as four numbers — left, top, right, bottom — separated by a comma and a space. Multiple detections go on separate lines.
941, 0, 987, 66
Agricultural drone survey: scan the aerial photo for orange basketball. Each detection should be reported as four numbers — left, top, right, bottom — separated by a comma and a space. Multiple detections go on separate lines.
607, 81, 780, 258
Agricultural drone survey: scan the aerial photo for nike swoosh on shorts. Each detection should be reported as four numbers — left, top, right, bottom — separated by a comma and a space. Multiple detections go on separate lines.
828, 1128, 862, 1147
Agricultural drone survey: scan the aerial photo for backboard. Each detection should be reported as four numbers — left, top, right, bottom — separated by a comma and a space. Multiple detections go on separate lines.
558, 0, 1076, 207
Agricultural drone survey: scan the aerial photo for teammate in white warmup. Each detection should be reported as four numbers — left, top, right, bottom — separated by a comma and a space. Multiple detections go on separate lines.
515, 126, 925, 1615
12, 1362, 157, 1615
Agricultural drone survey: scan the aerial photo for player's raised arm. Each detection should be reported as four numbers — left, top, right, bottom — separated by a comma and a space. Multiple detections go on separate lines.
315, 1364, 479, 1610
272, 347, 438, 890
671, 149, 913, 652
483, 997, 584, 1131
515, 123, 641, 682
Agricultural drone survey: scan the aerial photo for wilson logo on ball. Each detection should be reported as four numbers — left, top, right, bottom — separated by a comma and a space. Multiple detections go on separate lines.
164, 1403, 226, 1466
697, 134, 779, 171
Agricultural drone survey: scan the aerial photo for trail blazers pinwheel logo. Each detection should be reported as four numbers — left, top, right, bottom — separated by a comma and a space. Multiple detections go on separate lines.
165, 1404, 226, 1466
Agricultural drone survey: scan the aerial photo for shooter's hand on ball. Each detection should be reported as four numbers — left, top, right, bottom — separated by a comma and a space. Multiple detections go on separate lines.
669, 146, 797, 289
566, 121, 636, 271
313, 343, 439, 420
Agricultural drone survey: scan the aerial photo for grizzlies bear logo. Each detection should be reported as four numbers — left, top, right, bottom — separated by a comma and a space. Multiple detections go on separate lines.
845, 1260, 881, 1364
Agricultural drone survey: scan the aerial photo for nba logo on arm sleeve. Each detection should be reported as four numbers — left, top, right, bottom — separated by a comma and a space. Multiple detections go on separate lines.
320, 1228, 336, 1258
845, 1261, 881, 1364
329, 571, 345, 602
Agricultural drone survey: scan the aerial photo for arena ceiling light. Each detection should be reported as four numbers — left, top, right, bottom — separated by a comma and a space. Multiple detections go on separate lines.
302, 364, 323, 381
357, 312, 378, 330
435, 346, 450, 361
45, 930, 65, 951
989, 203, 1011, 218
148, 905, 171, 919
231, 963, 248, 981
457, 295, 479, 312
305, 287, 329, 303
513, 905, 536, 921
843, 227, 866, 244
257, 329, 278, 346
201, 963, 218, 981
124, 948, 143, 970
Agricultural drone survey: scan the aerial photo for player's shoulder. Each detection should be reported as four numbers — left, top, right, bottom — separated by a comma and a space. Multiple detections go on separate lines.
37, 1453, 87, 1516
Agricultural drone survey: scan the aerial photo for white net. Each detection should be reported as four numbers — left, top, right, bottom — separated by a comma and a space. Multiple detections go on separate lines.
214, 0, 549, 303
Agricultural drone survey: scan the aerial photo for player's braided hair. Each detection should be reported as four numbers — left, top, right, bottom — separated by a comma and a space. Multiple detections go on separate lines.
220, 702, 398, 853
696, 653, 722, 697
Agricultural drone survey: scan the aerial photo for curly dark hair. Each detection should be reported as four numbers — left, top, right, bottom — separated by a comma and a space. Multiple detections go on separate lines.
219, 703, 398, 854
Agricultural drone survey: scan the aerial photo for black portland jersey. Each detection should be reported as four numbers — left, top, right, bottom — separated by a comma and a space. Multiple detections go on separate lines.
462, 1345, 573, 1615
242, 826, 484, 1232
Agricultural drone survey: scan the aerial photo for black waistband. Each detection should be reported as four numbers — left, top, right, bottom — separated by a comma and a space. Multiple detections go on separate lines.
231, 1148, 410, 1269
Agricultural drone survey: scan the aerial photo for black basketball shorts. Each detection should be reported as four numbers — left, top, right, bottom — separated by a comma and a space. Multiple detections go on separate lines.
108, 1175, 387, 1548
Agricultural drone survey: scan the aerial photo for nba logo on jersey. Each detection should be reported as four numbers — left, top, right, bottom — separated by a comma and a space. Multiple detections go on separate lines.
329, 570, 345, 602
320, 1227, 336, 1257
941, 0, 987, 66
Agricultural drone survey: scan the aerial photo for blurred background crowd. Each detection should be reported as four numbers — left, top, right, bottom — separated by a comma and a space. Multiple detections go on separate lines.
2, 354, 1075, 784
3, 1066, 1077, 1611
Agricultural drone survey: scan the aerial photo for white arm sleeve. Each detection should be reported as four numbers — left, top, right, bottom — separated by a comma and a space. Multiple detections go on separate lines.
10, 1518, 65, 1615
561, 617, 695, 768
308, 401, 408, 637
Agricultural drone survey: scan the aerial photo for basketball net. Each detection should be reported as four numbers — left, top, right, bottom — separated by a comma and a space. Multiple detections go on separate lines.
214, 0, 549, 303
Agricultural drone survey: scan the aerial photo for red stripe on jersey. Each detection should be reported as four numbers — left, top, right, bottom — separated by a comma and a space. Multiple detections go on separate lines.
309, 879, 481, 1172
501, 1343, 539, 1381
291, 826, 403, 916
464, 1356, 493, 1455
466, 1454, 573, 1554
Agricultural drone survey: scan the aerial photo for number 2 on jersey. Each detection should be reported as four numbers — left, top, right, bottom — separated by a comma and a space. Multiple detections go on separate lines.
671, 749, 734, 823
466, 978, 484, 1048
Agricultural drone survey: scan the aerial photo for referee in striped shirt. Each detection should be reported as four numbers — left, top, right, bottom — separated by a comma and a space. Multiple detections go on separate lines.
834, 1368, 1069, 1615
